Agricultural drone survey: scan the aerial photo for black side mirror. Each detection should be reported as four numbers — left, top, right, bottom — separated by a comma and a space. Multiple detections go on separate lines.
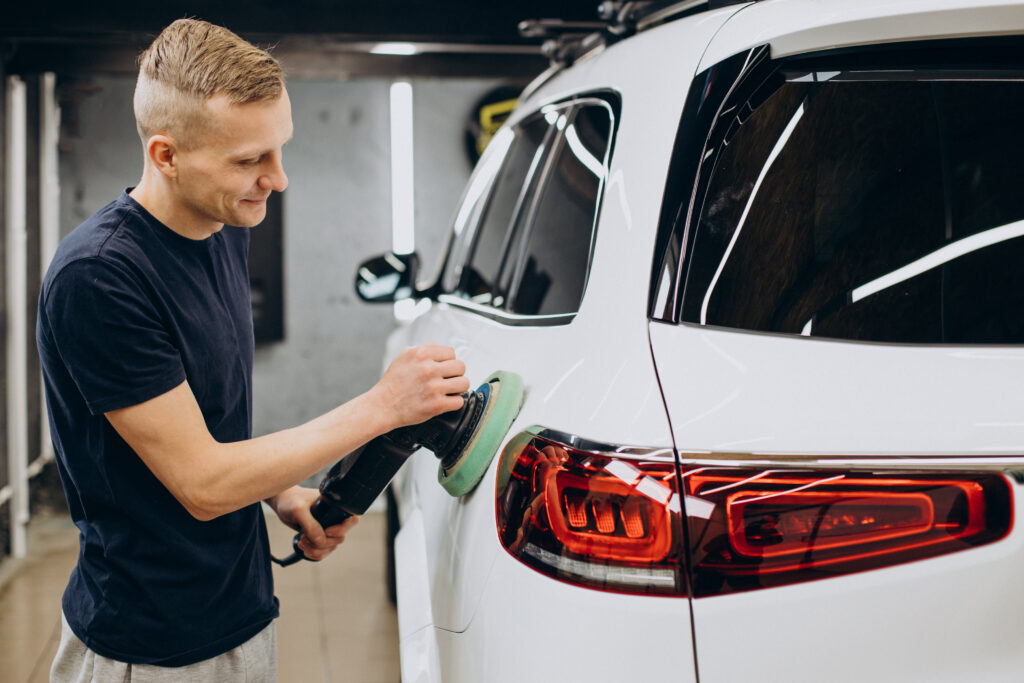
354, 252, 420, 303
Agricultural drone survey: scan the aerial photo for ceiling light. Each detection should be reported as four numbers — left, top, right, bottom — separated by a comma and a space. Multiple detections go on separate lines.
371, 42, 418, 56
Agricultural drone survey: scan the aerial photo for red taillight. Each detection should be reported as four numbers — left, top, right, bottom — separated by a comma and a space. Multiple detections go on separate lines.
685, 469, 1012, 595
495, 432, 686, 595
727, 489, 936, 558
496, 431, 1013, 597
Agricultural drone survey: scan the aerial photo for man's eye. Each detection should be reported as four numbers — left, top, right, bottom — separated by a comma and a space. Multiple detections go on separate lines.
238, 157, 260, 166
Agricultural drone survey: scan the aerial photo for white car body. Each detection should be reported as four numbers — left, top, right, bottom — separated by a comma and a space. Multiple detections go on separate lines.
370, 1, 1024, 680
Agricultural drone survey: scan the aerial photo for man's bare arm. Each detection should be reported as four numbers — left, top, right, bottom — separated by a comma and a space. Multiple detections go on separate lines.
106, 343, 468, 521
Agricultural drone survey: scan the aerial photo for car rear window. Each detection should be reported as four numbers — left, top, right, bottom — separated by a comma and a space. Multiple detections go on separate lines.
681, 69, 1024, 343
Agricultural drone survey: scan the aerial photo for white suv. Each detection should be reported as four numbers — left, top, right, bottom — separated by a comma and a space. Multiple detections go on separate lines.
356, 1, 1024, 680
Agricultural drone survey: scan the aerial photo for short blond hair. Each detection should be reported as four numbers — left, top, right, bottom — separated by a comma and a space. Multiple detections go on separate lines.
133, 18, 284, 146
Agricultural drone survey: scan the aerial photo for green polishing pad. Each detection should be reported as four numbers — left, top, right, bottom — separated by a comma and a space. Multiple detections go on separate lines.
438, 370, 524, 497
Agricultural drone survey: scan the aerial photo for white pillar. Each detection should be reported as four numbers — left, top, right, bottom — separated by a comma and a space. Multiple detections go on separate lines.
6, 75, 30, 558
38, 72, 60, 464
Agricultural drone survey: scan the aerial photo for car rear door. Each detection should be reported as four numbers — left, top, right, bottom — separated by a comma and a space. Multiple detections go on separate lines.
391, 91, 700, 680
646, 2, 1024, 681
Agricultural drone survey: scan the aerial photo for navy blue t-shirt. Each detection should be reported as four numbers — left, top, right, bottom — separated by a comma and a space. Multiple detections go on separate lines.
36, 190, 278, 666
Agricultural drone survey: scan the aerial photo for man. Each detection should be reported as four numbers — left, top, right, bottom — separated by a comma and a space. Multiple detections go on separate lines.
38, 19, 467, 681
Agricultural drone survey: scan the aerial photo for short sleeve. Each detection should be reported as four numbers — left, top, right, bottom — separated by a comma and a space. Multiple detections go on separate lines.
42, 257, 186, 415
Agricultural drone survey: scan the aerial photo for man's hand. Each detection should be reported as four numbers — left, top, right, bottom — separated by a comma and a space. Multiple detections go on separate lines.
371, 343, 470, 429
267, 486, 358, 561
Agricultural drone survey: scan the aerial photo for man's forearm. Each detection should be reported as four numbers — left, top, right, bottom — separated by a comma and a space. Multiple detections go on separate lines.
106, 343, 469, 521
183, 390, 395, 520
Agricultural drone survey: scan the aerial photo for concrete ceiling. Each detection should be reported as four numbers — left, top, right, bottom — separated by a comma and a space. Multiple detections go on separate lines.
2, 1, 605, 78
2, 0, 602, 43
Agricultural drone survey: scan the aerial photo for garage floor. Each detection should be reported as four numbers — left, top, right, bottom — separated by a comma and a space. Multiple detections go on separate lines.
0, 511, 400, 682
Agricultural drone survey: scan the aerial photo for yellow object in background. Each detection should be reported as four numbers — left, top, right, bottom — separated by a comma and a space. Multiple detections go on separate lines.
475, 98, 518, 156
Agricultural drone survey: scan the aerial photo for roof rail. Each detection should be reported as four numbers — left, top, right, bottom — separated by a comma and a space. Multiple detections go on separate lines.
518, 0, 750, 100
519, 0, 752, 72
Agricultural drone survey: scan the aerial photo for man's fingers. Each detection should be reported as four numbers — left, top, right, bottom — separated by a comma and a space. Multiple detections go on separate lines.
412, 342, 456, 362
300, 516, 358, 559
292, 504, 327, 548
442, 377, 471, 397
437, 358, 466, 379
324, 515, 359, 539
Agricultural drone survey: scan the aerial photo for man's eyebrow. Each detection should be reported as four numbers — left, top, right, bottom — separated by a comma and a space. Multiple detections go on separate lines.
234, 135, 293, 158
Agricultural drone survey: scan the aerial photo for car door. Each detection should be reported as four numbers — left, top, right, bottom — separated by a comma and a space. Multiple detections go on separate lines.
646, 2, 1024, 681
387, 89, 704, 680
392, 95, 626, 624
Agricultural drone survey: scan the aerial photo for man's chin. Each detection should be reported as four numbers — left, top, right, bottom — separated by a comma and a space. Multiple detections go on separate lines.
230, 208, 268, 228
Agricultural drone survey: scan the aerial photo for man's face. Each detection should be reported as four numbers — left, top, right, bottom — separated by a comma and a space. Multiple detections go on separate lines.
173, 88, 293, 231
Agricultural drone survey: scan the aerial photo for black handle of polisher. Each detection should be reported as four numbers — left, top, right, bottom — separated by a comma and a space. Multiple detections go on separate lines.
272, 498, 354, 567
271, 432, 424, 567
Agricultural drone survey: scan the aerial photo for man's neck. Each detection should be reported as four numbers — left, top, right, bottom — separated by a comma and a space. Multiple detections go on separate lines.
130, 178, 222, 241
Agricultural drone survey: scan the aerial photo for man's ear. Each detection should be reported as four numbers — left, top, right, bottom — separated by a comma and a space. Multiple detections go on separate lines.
145, 134, 178, 179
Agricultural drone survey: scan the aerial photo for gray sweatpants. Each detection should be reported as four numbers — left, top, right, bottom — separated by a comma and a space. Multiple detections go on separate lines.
50, 613, 277, 683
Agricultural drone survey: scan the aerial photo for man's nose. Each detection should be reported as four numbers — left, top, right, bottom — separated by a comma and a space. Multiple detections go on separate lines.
259, 157, 288, 192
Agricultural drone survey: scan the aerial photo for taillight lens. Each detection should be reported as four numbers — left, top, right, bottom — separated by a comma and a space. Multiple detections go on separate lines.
495, 432, 686, 595
496, 431, 1013, 597
685, 469, 1012, 596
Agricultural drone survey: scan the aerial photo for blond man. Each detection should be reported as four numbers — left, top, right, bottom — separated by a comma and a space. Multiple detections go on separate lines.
40, 19, 467, 681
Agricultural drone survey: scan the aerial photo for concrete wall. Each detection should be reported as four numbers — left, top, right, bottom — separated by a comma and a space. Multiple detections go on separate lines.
58, 73, 502, 436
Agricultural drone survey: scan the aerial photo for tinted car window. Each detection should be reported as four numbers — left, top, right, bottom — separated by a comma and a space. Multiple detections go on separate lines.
681, 74, 1024, 343
456, 116, 551, 305
508, 103, 613, 316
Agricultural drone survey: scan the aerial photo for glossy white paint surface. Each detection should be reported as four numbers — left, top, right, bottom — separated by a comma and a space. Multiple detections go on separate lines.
699, 0, 1024, 67
394, 509, 442, 683
649, 325, 1024, 680
395, 509, 433, 639
382, 0, 1024, 679
650, 323, 1024, 455
437, 548, 696, 682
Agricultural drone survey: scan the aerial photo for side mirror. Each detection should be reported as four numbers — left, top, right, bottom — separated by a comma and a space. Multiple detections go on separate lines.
354, 252, 420, 303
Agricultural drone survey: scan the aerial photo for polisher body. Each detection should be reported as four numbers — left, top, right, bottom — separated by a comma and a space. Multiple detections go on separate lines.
272, 370, 523, 566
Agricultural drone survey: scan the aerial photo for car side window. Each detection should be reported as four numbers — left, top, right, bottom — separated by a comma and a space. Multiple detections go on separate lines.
451, 116, 553, 306
506, 103, 613, 316
442, 97, 617, 323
